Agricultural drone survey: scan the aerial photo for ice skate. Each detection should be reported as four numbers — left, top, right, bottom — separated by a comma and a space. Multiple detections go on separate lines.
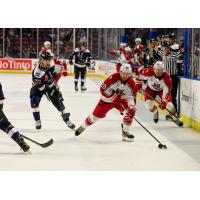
174, 118, 183, 127
66, 120, 76, 129
75, 125, 86, 136
171, 115, 184, 127
81, 86, 87, 92
166, 114, 183, 127
121, 124, 134, 142
16, 136, 30, 152
35, 120, 41, 130
75, 86, 78, 91
165, 114, 172, 121
62, 113, 75, 129
153, 109, 159, 123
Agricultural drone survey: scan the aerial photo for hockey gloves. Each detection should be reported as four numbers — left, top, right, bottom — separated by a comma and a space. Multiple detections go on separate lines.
159, 99, 168, 110
127, 105, 136, 118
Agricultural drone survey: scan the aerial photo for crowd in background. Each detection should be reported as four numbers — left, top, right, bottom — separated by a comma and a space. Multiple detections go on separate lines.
0, 28, 200, 79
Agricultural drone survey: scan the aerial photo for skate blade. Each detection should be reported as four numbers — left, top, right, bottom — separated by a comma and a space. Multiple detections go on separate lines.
20, 149, 32, 154
68, 126, 75, 130
122, 137, 134, 142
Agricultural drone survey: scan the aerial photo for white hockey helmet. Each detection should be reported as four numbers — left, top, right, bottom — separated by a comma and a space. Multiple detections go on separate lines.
125, 46, 131, 53
153, 61, 164, 70
120, 42, 127, 48
120, 63, 132, 74
44, 41, 51, 48
135, 38, 142, 43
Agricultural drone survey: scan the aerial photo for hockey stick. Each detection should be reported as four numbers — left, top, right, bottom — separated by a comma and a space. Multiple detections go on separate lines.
141, 90, 183, 126
21, 134, 53, 148
133, 116, 167, 149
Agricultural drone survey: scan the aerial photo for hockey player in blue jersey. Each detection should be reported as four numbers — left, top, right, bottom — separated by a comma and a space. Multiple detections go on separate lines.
69, 42, 91, 91
30, 51, 75, 130
0, 82, 30, 152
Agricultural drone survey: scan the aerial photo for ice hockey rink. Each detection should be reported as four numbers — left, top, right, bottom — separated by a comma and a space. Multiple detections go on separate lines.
0, 74, 200, 170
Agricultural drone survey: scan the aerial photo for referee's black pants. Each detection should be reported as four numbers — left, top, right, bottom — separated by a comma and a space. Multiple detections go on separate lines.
170, 74, 179, 112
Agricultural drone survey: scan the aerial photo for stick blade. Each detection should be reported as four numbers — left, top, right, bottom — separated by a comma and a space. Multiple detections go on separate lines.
41, 139, 54, 148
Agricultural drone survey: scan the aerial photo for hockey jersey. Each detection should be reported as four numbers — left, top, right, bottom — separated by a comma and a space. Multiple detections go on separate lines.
100, 73, 137, 106
69, 48, 91, 68
53, 59, 67, 82
111, 50, 135, 65
32, 62, 57, 91
138, 67, 172, 99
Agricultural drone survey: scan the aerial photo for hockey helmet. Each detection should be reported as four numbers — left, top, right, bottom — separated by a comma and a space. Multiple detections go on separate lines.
135, 37, 142, 43
154, 61, 164, 70
125, 46, 131, 53
44, 41, 51, 48
120, 43, 127, 48
120, 63, 132, 74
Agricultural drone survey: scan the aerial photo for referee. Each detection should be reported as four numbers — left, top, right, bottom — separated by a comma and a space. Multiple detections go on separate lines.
162, 42, 180, 116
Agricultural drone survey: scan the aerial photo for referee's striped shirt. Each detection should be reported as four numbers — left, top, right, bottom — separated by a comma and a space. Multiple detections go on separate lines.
162, 49, 180, 75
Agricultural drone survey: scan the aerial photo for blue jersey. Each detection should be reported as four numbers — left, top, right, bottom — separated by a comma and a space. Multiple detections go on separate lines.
69, 48, 91, 67
32, 62, 56, 91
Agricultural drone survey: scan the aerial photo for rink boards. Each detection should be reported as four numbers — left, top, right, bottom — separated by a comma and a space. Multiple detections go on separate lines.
0, 58, 200, 132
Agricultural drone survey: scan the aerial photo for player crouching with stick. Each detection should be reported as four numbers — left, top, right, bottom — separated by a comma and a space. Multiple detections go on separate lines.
75, 63, 138, 142
138, 61, 183, 126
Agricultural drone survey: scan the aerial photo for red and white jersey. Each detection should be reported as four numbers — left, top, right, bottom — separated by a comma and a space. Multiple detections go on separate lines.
111, 50, 135, 65
54, 59, 64, 74
53, 59, 67, 83
100, 73, 137, 106
134, 44, 143, 56
118, 52, 135, 65
138, 67, 172, 99
39, 47, 53, 56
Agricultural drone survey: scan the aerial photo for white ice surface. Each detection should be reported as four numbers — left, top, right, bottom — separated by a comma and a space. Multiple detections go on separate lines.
0, 74, 200, 170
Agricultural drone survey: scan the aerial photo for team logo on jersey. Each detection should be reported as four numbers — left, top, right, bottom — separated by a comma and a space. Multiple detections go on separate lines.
35, 72, 41, 78
149, 77, 162, 90
152, 82, 161, 90
116, 84, 125, 96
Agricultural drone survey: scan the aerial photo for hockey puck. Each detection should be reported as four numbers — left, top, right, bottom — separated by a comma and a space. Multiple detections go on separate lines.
158, 143, 167, 149
178, 121, 183, 127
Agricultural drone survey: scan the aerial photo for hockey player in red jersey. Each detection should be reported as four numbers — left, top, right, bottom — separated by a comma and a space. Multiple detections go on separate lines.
39, 41, 53, 56
134, 38, 143, 57
138, 61, 182, 126
119, 42, 127, 52
75, 63, 138, 142
53, 54, 68, 83
111, 46, 135, 73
